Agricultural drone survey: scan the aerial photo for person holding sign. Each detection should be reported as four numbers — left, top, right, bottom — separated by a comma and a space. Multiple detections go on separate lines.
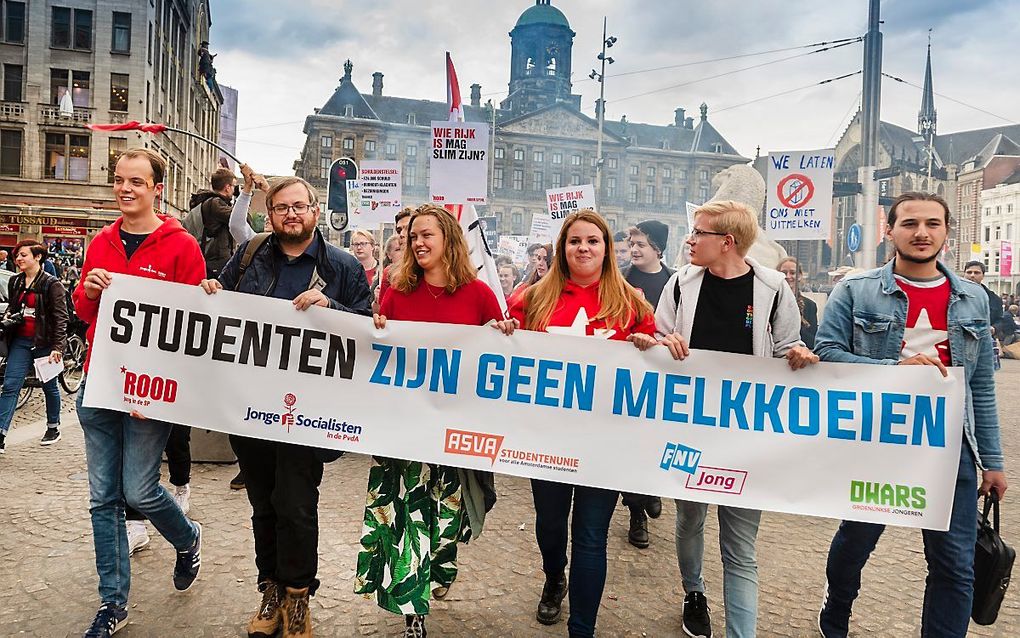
654, 200, 817, 638
0, 240, 67, 453
361, 204, 502, 638
816, 193, 1007, 638
72, 148, 206, 638
202, 176, 373, 638
504, 209, 656, 638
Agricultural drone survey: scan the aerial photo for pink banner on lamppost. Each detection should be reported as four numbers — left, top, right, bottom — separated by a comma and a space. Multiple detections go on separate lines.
1000, 241, 1013, 277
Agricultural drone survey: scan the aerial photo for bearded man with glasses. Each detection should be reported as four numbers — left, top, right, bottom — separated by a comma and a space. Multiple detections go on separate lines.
201, 176, 372, 638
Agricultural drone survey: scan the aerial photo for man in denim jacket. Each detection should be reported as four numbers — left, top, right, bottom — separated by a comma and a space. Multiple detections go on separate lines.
816, 192, 1007, 638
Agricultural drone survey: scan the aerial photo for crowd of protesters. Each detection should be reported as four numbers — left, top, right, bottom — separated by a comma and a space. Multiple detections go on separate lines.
3, 146, 1005, 638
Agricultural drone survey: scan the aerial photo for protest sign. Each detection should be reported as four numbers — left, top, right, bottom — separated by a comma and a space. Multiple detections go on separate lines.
765, 149, 835, 240
478, 216, 498, 253
529, 185, 596, 245
429, 121, 488, 204
498, 234, 530, 267
351, 161, 401, 229
86, 276, 965, 531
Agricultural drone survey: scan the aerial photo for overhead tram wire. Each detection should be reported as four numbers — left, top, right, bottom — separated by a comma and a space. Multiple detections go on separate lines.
882, 72, 1018, 125
612, 40, 861, 105
826, 90, 864, 147
711, 71, 862, 115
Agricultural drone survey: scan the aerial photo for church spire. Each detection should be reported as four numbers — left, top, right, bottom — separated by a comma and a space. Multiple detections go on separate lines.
918, 31, 936, 142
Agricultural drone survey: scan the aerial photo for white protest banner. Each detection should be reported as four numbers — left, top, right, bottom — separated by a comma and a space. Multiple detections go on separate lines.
86, 276, 965, 531
527, 212, 552, 246
765, 149, 835, 240
429, 121, 488, 204
685, 202, 698, 231
352, 161, 401, 228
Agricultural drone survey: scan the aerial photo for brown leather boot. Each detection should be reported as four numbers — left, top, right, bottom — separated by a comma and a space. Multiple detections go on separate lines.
247, 579, 282, 638
280, 586, 312, 637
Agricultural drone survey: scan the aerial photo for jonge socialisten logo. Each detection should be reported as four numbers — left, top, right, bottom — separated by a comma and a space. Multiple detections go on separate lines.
243, 394, 363, 442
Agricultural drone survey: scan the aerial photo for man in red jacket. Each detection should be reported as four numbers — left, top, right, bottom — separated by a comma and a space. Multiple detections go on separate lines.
72, 148, 205, 638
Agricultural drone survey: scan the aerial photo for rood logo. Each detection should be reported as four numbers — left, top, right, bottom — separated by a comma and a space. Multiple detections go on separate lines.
121, 367, 177, 403
444, 429, 504, 465
686, 466, 748, 495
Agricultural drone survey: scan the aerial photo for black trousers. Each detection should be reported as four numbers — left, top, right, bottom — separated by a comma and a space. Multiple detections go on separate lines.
622, 492, 654, 510
229, 435, 324, 593
126, 424, 191, 521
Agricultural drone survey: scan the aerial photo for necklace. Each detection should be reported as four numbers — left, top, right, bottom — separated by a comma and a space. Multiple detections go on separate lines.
424, 282, 445, 300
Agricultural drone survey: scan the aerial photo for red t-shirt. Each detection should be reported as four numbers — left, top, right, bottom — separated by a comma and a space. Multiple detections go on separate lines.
363, 265, 377, 286
380, 278, 503, 326
507, 279, 655, 340
17, 291, 36, 339
895, 274, 951, 366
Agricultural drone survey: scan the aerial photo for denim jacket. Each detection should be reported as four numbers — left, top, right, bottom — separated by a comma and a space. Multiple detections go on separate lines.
814, 260, 1003, 471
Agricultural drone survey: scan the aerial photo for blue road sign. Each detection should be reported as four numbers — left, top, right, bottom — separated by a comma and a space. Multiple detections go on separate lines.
847, 223, 862, 253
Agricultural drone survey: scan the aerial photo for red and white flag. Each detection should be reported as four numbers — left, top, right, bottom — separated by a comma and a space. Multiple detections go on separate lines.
444, 53, 506, 313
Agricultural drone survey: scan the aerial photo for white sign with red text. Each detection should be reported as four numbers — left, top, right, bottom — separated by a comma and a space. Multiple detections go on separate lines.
429, 121, 488, 205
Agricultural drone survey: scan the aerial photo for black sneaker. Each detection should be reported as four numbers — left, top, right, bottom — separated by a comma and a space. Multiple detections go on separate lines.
40, 427, 61, 446
83, 602, 128, 637
230, 470, 245, 490
536, 570, 567, 625
173, 521, 202, 591
817, 584, 850, 638
682, 591, 712, 638
628, 508, 650, 549
0, 433, 6, 454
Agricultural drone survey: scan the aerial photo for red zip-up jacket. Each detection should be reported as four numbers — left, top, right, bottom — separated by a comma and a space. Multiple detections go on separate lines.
508, 279, 655, 340
73, 215, 206, 371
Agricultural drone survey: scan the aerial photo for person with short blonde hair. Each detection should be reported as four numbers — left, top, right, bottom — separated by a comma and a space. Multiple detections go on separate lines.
689, 200, 759, 256
350, 229, 379, 284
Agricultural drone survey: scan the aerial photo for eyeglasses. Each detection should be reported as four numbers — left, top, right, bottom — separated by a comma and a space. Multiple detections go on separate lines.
270, 203, 313, 216
688, 229, 734, 243
351, 241, 372, 248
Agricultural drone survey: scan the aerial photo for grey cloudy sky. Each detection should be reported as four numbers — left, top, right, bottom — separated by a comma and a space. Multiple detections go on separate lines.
210, 0, 1019, 176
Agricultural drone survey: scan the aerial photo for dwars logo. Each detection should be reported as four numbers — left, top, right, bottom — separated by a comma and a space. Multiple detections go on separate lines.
444, 429, 504, 465
121, 366, 178, 406
660, 442, 702, 475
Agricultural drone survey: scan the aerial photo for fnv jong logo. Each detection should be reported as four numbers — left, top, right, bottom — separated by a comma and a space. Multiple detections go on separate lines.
121, 366, 178, 407
660, 442, 702, 475
445, 429, 504, 465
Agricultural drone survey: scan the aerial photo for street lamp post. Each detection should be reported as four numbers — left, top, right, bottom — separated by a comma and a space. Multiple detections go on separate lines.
591, 18, 616, 200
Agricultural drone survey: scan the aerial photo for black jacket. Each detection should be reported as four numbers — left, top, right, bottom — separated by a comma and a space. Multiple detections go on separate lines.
189, 190, 235, 276
6, 270, 68, 353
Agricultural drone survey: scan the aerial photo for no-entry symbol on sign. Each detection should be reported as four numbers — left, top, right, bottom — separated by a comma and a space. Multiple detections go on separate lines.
777, 174, 815, 209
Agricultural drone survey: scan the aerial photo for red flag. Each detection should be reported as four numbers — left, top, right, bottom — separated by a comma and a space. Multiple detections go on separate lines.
87, 121, 168, 134
446, 52, 464, 123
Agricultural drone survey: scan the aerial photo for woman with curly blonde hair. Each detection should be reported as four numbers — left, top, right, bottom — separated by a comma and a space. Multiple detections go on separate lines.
357, 204, 502, 637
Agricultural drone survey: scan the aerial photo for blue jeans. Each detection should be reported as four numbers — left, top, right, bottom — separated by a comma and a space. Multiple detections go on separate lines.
0, 336, 61, 433
77, 377, 198, 606
675, 502, 762, 638
531, 479, 619, 638
824, 442, 978, 637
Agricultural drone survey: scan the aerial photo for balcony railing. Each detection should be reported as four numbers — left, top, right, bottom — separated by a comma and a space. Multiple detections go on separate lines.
0, 101, 26, 122
39, 105, 94, 126
108, 111, 129, 124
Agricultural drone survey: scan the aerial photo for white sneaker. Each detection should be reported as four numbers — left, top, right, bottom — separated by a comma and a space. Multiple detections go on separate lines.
173, 484, 191, 515
126, 520, 150, 555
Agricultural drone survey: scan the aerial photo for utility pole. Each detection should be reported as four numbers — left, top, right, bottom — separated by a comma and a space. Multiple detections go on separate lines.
591, 18, 616, 200
856, 0, 882, 269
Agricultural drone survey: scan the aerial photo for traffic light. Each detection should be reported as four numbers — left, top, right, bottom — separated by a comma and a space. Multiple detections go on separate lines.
327, 158, 357, 212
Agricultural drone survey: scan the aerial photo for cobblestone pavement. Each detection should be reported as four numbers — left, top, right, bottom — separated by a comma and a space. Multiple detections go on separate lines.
2, 364, 1019, 637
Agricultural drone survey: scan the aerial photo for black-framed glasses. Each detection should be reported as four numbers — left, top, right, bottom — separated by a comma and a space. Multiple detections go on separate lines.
270, 203, 313, 216
688, 228, 733, 243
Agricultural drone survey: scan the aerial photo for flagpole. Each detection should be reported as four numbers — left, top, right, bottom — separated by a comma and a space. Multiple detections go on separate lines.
84, 122, 241, 165
159, 126, 241, 165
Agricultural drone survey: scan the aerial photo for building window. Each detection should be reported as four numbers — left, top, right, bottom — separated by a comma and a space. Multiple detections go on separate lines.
712, 143, 722, 153
45, 132, 89, 180
628, 184, 638, 203
571, 154, 581, 166
321, 135, 332, 148
607, 157, 618, 170
514, 149, 524, 161
385, 142, 396, 155
343, 104, 354, 117
404, 163, 416, 187
319, 156, 330, 179
647, 166, 656, 179
552, 152, 562, 164
512, 169, 524, 190
109, 73, 129, 111
552, 172, 562, 188
664, 167, 672, 179
107, 137, 125, 183
606, 177, 617, 198
342, 137, 355, 151
493, 168, 504, 189
51, 69, 91, 108
494, 147, 505, 159
112, 12, 131, 53
571, 173, 581, 186
407, 113, 416, 125
52, 7, 93, 50
147, 22, 152, 64
365, 139, 376, 152
645, 185, 655, 204
699, 169, 709, 181
2, 1, 25, 44
0, 128, 22, 176
699, 187, 709, 201
678, 169, 687, 180
532, 171, 543, 191
663, 185, 671, 205
406, 145, 417, 158
629, 164, 639, 177
512, 211, 523, 233
533, 150, 544, 163
3, 63, 22, 101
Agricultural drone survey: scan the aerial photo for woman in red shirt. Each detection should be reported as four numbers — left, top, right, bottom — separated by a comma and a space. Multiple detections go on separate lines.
350, 229, 379, 285
505, 209, 656, 638
357, 204, 502, 638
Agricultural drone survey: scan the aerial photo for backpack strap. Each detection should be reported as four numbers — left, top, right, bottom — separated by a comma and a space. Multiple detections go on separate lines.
234, 233, 271, 291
